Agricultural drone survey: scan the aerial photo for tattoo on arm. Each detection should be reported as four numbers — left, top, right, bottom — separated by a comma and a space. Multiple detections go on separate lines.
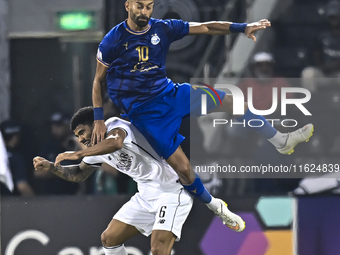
51, 164, 96, 183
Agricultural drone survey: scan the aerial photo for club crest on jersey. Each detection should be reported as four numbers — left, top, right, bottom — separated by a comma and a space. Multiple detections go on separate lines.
151, 34, 160, 45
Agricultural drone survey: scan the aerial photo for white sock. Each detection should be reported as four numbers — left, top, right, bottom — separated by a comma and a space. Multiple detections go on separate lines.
206, 196, 221, 212
103, 244, 127, 255
268, 131, 288, 148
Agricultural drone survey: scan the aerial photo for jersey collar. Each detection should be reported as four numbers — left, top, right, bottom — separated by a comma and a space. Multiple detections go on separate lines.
124, 20, 151, 35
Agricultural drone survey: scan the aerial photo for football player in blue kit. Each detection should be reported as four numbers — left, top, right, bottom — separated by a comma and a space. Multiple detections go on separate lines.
91, 0, 313, 235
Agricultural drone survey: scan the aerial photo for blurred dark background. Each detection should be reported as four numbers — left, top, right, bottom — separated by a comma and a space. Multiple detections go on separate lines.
1, 0, 339, 197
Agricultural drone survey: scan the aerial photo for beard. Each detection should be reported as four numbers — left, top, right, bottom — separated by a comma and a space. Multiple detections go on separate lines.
136, 18, 149, 27
131, 11, 150, 28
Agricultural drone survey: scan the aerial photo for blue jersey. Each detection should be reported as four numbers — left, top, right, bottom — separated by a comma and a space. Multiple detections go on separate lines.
96, 18, 189, 113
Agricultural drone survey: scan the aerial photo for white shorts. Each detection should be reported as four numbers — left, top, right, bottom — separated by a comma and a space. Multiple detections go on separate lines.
113, 188, 193, 241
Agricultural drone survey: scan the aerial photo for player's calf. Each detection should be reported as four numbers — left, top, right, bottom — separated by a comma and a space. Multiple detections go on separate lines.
234, 108, 314, 154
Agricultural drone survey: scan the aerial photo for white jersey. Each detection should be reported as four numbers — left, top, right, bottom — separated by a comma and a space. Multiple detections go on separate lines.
82, 117, 182, 199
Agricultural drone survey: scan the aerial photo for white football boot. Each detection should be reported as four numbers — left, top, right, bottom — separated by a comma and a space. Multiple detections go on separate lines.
277, 124, 314, 155
214, 199, 246, 232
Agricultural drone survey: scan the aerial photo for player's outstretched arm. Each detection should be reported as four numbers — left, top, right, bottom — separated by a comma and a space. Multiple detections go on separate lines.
33, 156, 97, 183
55, 128, 126, 166
188, 19, 270, 42
92, 61, 109, 146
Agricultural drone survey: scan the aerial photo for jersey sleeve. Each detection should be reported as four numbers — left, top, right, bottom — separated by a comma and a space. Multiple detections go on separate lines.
105, 117, 133, 143
96, 33, 115, 67
164, 19, 189, 42
82, 155, 102, 166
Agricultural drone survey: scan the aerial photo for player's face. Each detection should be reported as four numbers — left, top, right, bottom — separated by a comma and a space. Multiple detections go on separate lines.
126, 0, 154, 28
74, 124, 93, 147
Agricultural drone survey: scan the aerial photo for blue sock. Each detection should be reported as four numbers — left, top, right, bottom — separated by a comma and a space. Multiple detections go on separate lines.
236, 108, 277, 139
183, 173, 212, 203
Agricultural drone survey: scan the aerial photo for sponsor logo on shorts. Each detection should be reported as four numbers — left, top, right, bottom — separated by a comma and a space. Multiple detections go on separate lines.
158, 219, 166, 224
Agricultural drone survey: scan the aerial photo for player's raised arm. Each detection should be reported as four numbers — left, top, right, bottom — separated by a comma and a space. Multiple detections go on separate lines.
33, 156, 97, 183
92, 61, 109, 146
55, 128, 126, 166
188, 19, 271, 42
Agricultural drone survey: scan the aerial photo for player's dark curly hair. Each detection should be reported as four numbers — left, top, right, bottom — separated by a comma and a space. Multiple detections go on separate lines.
70, 106, 94, 131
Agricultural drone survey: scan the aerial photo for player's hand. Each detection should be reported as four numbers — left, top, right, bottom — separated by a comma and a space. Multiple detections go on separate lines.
54, 151, 80, 166
33, 157, 51, 172
245, 19, 271, 42
91, 120, 107, 146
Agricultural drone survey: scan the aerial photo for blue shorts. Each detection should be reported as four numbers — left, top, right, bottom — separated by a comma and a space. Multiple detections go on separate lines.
128, 83, 226, 159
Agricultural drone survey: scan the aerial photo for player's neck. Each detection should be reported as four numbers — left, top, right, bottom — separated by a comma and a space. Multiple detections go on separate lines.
126, 19, 149, 32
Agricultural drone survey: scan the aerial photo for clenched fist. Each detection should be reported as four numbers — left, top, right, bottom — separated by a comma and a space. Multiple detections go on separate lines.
33, 156, 52, 172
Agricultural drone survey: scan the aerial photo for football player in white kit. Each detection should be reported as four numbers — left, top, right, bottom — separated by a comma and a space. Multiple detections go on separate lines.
33, 107, 245, 255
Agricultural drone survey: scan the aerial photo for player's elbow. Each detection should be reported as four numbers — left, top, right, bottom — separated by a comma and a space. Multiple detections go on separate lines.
206, 28, 224, 35
206, 28, 218, 35
189, 24, 209, 35
106, 140, 124, 152
115, 141, 124, 150
201, 25, 210, 34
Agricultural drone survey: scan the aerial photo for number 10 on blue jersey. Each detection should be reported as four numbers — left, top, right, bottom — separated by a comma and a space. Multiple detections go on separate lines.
136, 46, 149, 62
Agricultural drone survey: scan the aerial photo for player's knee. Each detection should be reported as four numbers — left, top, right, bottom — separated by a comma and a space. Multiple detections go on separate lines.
176, 162, 193, 184
244, 102, 248, 112
167, 152, 193, 184
101, 230, 121, 247
150, 242, 170, 255
222, 94, 234, 112
222, 95, 248, 115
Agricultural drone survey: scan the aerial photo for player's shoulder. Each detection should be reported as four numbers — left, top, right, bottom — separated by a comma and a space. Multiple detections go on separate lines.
102, 21, 125, 42
105, 117, 133, 141
105, 116, 130, 126
152, 18, 183, 27
105, 117, 132, 132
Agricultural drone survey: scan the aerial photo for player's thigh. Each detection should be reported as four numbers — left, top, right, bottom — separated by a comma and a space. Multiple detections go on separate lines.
101, 219, 140, 246
150, 230, 176, 255
113, 193, 158, 240
153, 190, 193, 241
